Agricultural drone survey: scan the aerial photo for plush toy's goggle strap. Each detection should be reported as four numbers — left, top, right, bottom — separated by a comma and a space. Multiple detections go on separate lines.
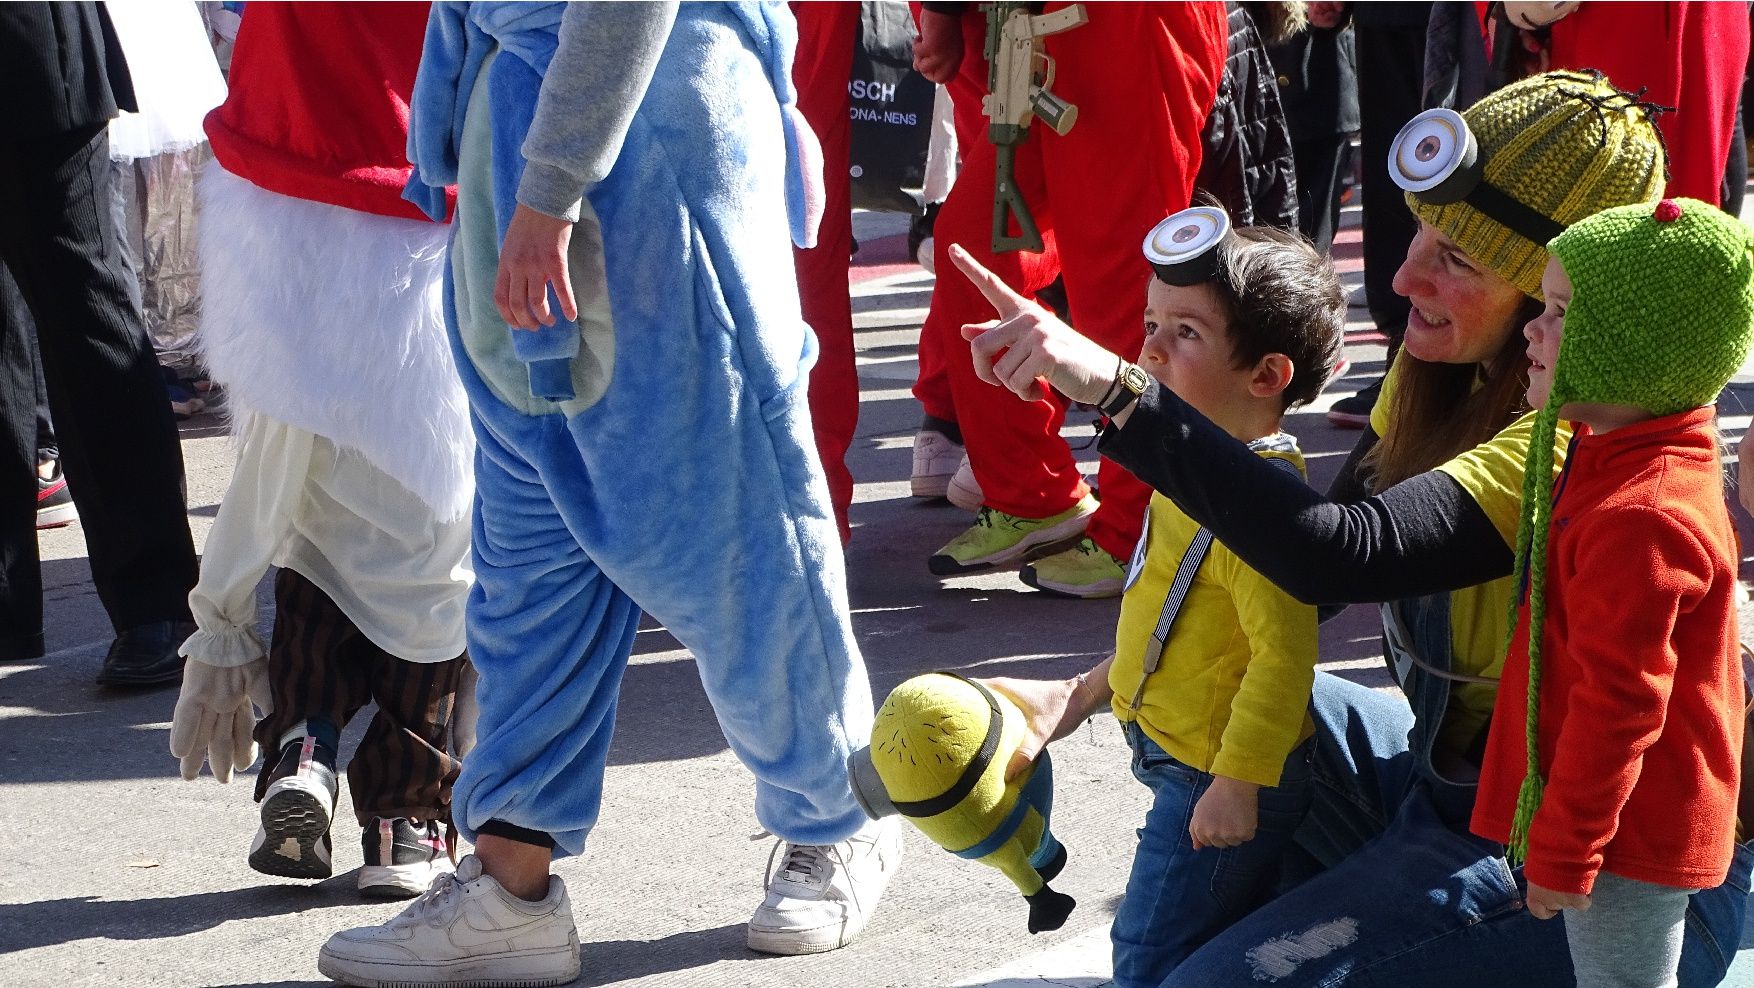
951, 748, 1055, 861
890, 673, 1004, 819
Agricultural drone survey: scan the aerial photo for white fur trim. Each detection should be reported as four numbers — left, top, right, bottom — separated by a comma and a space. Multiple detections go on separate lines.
196, 163, 474, 521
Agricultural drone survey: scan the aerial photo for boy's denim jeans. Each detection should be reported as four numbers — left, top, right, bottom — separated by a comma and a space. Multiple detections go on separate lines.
1111, 721, 1314, 988
1160, 674, 1753, 987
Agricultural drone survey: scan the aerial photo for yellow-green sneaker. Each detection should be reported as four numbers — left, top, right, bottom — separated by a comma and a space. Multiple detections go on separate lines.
1020, 537, 1127, 598
927, 496, 1097, 576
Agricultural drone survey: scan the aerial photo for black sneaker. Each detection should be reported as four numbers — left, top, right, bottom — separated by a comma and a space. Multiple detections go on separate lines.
249, 735, 339, 881
36, 459, 75, 530
358, 817, 454, 899
1326, 376, 1384, 428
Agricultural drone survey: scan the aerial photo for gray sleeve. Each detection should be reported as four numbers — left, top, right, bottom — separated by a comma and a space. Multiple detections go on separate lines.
517, 1, 680, 221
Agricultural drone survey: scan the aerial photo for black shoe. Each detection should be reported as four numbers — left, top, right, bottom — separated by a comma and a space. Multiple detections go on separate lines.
250, 735, 340, 881
95, 620, 194, 687
358, 817, 453, 898
1326, 377, 1384, 428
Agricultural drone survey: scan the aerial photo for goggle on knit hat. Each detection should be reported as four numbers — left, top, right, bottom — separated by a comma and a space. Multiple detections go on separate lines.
1394, 70, 1667, 299
1503, 197, 1754, 863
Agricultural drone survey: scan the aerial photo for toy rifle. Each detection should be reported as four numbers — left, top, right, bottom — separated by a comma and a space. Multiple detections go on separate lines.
983, 2, 1086, 253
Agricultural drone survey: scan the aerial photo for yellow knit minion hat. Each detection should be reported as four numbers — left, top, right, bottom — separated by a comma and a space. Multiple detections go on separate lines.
1407, 70, 1667, 299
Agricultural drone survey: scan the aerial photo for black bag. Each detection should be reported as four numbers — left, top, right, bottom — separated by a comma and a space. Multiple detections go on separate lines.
847, 1, 937, 214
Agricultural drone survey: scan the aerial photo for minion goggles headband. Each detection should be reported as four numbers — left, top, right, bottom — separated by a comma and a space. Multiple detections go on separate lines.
1143, 205, 1234, 287
1390, 107, 1565, 246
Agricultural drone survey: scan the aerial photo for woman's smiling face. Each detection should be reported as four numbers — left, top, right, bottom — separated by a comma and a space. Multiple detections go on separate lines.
1391, 222, 1530, 366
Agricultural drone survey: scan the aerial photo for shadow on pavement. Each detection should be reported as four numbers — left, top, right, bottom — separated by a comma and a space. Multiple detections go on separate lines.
576, 923, 746, 986
0, 881, 362, 954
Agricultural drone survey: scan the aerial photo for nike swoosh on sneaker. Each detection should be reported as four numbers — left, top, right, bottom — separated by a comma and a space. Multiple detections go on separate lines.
444, 903, 563, 951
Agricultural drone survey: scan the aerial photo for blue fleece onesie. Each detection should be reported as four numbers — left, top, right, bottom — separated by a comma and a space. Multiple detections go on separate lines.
406, 1, 873, 856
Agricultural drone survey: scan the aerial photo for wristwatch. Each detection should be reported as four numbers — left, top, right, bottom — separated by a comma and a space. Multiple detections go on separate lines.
1099, 361, 1149, 418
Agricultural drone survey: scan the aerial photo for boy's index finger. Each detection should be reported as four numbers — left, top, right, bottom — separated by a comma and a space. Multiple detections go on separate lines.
949, 243, 1029, 318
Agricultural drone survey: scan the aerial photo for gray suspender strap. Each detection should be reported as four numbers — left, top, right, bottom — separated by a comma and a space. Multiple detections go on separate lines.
1122, 451, 1304, 714
1122, 526, 1213, 713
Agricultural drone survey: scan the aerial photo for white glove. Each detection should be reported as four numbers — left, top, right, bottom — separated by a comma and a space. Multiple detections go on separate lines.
169, 657, 272, 782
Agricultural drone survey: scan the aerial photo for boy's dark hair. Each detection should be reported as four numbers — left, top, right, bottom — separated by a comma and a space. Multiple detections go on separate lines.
1202, 226, 1346, 410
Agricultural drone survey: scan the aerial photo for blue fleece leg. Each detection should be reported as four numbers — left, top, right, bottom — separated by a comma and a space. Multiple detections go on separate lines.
544, 275, 872, 847
449, 407, 640, 858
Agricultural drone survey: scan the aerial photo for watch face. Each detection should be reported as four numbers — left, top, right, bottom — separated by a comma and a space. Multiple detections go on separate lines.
1123, 364, 1150, 394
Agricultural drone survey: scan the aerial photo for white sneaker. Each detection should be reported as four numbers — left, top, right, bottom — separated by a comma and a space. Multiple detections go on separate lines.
318, 854, 580, 988
747, 819, 903, 956
911, 429, 964, 499
946, 456, 983, 512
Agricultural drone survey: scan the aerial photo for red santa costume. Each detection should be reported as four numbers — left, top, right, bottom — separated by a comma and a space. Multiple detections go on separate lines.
791, 2, 861, 543
920, 2, 1228, 597
170, 1, 473, 900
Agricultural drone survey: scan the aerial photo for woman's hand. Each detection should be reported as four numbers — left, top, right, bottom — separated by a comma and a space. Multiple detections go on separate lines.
495, 204, 579, 330
913, 10, 965, 84
1189, 775, 1260, 850
950, 244, 1122, 406
1523, 880, 1590, 920
980, 654, 1116, 781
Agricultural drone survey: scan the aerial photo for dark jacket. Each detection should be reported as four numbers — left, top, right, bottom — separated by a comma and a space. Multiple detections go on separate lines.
1195, 4, 1299, 230
1267, 22, 1360, 142
0, 3, 136, 141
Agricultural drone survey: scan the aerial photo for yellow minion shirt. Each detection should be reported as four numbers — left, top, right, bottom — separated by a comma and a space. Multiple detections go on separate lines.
1109, 438, 1316, 788
1370, 361, 1571, 757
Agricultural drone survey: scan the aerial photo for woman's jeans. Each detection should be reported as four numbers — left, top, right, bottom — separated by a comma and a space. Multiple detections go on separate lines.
1112, 722, 1314, 988
1161, 674, 1753, 987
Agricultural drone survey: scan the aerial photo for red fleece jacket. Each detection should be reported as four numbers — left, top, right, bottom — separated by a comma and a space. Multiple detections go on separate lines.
1472, 407, 1742, 895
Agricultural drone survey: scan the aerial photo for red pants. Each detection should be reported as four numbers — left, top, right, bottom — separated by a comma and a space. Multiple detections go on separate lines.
915, 2, 1227, 560
913, 4, 999, 423
1548, 2, 1749, 207
792, 1, 860, 543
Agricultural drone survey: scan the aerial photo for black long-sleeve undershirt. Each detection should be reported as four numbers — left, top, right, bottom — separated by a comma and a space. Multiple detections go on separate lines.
1100, 383, 1516, 606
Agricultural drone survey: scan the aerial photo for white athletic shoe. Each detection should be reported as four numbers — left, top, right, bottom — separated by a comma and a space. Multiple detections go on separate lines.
946, 456, 984, 513
911, 429, 964, 499
318, 854, 580, 988
747, 819, 903, 956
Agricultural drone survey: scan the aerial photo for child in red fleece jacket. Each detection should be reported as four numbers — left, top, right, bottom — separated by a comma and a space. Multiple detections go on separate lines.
1474, 197, 1754, 987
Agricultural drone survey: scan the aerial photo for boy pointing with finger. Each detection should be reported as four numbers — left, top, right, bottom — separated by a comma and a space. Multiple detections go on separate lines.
952, 215, 1346, 986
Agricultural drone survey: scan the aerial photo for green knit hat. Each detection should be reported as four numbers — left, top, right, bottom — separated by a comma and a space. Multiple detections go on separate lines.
1504, 198, 1754, 863
1408, 70, 1666, 299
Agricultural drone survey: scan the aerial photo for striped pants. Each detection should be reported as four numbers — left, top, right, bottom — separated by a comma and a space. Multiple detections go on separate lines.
252, 568, 467, 826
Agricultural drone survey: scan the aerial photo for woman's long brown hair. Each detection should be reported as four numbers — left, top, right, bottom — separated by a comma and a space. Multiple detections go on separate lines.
1359, 296, 1543, 493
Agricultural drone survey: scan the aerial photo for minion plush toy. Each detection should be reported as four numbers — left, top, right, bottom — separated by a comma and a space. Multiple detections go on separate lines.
848, 673, 1076, 933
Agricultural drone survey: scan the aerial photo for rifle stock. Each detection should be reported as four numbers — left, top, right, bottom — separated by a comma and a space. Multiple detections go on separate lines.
981, 2, 1086, 253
